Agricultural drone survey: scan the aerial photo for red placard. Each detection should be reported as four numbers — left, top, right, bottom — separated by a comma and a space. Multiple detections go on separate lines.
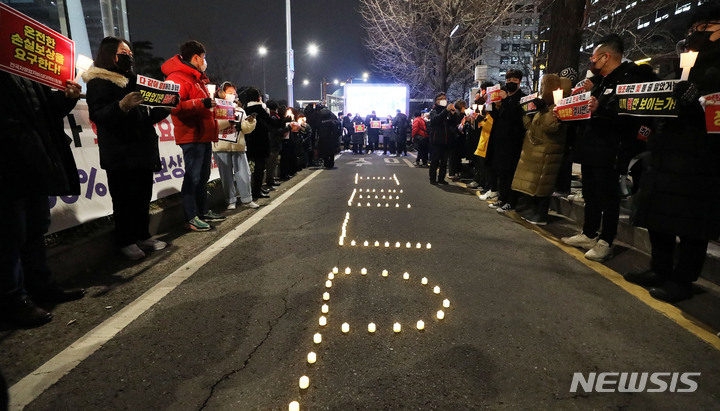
0, 3, 75, 89
556, 92, 592, 121
487, 84, 503, 103
214, 98, 235, 120
370, 120, 381, 128
703, 93, 720, 134
354, 124, 366, 133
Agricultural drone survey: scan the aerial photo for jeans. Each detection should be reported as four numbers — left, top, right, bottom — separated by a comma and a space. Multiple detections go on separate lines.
429, 143, 449, 182
581, 164, 620, 244
214, 151, 253, 205
106, 169, 153, 247
180, 142, 212, 220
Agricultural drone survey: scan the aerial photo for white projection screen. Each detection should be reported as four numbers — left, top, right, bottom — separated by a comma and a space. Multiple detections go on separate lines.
343, 83, 409, 118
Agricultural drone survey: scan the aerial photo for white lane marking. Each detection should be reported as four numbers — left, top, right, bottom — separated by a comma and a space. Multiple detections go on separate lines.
9, 170, 324, 410
402, 158, 415, 167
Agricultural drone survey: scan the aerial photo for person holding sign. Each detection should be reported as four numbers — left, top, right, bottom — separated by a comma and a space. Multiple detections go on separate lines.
351, 114, 366, 154
625, 4, 720, 302
561, 34, 656, 262
84, 37, 172, 260
365, 110, 381, 153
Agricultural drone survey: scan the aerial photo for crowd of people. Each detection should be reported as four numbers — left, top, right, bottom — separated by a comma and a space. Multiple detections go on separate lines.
1, 4, 717, 331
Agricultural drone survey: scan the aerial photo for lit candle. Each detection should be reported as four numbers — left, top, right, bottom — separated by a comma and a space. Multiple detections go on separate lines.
314, 333, 322, 344
373, 189, 376, 192
552, 88, 563, 106
381, 189, 384, 192
351, 240, 356, 246
368, 322, 376, 333
328, 273, 334, 280
416, 243, 421, 249
289, 401, 300, 411
406, 242, 411, 248
299, 375, 309, 389
357, 203, 361, 207
325, 280, 332, 288
374, 241, 380, 247
307, 352, 316, 364
433, 286, 440, 294
436, 310, 445, 320
367, 203, 371, 207
407, 204, 411, 208
416, 320, 425, 330
382, 269, 389, 277
426, 243, 432, 249
443, 299, 450, 308
385, 203, 389, 207
361, 267, 367, 275
332, 267, 339, 274
319, 316, 327, 326
400, 190, 403, 193
396, 204, 400, 208
680, 50, 699, 81
321, 304, 329, 314
339, 238, 344, 246
393, 322, 402, 333
345, 267, 351, 275
384, 241, 390, 247
206, 84, 216, 97
421, 277, 428, 285
403, 272, 410, 280
363, 241, 369, 247
395, 242, 401, 248
323, 292, 330, 301
342, 322, 350, 333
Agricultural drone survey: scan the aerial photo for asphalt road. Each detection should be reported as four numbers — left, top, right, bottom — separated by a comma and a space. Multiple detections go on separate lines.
5, 154, 720, 410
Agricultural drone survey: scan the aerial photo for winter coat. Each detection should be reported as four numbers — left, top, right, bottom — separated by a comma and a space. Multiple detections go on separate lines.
317, 108, 341, 157
392, 112, 409, 139
512, 106, 567, 197
581, 62, 656, 170
244, 101, 273, 159
429, 105, 459, 145
365, 114, 381, 140
161, 55, 218, 145
83, 67, 168, 171
212, 107, 257, 152
342, 116, 354, 142
634, 43, 720, 240
412, 116, 427, 139
486, 90, 526, 171
0, 72, 80, 198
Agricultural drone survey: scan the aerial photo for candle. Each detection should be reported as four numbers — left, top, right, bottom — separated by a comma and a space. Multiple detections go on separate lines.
374, 241, 380, 247
351, 240, 356, 246
393, 322, 402, 333
313, 333, 322, 344
357, 203, 361, 207
382, 269, 389, 277
400, 190, 403, 193
206, 84, 216, 97
406, 242, 411, 248
345, 267, 351, 275
367, 203, 371, 207
680, 50, 699, 81
416, 242, 421, 249
384, 241, 390, 247
321, 304, 329, 314
421, 277, 428, 285
325, 280, 332, 288
307, 352, 316, 364
332, 267, 339, 274
368, 322, 376, 333
426, 243, 432, 249
361, 267, 367, 275
289, 401, 300, 411
403, 272, 410, 280
385, 203, 389, 207
342, 322, 350, 333
363, 240, 369, 246
319, 316, 327, 326
339, 238, 344, 246
299, 375, 309, 389
553, 88, 563, 106
395, 242, 401, 248
437, 310, 445, 320
396, 203, 400, 208
443, 299, 450, 308
416, 320, 425, 330
407, 204, 411, 208
328, 273, 334, 280
433, 286, 441, 294
323, 292, 330, 301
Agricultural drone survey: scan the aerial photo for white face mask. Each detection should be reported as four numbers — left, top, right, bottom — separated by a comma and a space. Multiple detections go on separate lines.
225, 93, 235, 102
438, 99, 448, 107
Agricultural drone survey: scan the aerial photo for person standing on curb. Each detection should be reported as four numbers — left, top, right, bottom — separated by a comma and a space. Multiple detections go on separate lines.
162, 40, 225, 232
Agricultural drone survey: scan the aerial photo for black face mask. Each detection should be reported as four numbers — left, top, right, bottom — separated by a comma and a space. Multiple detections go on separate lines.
505, 82, 518, 93
685, 30, 716, 52
116, 54, 134, 73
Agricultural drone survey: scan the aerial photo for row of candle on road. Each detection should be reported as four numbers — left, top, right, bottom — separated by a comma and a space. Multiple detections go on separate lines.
340, 239, 431, 249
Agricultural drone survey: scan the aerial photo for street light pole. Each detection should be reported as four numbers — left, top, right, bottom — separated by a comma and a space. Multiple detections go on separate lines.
286, 0, 294, 106
258, 46, 267, 96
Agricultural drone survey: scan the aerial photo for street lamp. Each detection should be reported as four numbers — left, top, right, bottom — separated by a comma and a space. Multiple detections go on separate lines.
308, 43, 319, 56
303, 79, 310, 86
258, 46, 267, 95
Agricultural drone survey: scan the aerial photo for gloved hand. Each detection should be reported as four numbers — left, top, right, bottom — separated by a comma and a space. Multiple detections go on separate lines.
672, 81, 700, 106
202, 97, 213, 109
119, 92, 144, 112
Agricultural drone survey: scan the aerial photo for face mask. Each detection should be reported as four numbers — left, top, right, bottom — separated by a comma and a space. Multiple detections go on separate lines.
225, 93, 235, 101
116, 54, 134, 73
505, 82, 518, 93
588, 54, 606, 77
685, 30, 717, 51
438, 99, 447, 107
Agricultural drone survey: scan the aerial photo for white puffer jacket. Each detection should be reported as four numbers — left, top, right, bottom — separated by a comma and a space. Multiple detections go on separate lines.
212, 107, 257, 152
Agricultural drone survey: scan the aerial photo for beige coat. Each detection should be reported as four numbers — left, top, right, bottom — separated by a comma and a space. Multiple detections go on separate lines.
511, 107, 567, 197
212, 107, 256, 152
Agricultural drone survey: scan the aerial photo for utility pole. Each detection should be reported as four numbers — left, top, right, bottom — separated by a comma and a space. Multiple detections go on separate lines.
286, 0, 294, 106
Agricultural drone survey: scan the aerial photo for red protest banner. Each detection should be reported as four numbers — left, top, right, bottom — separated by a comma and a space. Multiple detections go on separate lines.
704, 93, 720, 134
354, 124, 366, 133
556, 91, 592, 121
214, 98, 235, 120
370, 120, 381, 128
0, 3, 75, 89
487, 84, 503, 103
520, 93, 538, 114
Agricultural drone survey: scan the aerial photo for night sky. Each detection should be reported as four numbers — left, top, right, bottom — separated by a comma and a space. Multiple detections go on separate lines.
125, 0, 377, 102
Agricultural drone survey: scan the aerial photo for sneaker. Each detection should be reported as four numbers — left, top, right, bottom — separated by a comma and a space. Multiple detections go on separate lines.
522, 214, 547, 225
203, 211, 226, 222
467, 181, 480, 189
488, 200, 504, 209
561, 233, 598, 250
137, 238, 167, 251
496, 203, 514, 213
227, 203, 237, 210
187, 216, 211, 231
585, 239, 613, 262
121, 244, 146, 260
242, 201, 260, 209
479, 190, 498, 200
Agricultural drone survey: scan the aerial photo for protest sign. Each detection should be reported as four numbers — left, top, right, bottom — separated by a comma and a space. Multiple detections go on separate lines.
354, 124, 366, 133
520, 93, 539, 114
0, 3, 75, 89
381, 123, 391, 130
616, 80, 678, 118
487, 84, 503, 103
214, 98, 235, 120
556, 91, 591, 121
370, 120, 381, 128
703, 93, 720, 134
135, 74, 180, 108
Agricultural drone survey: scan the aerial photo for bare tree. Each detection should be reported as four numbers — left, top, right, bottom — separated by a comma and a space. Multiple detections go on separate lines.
359, 0, 519, 99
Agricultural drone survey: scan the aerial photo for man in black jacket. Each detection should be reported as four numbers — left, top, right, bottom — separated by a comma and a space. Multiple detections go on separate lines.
393, 109, 409, 156
428, 92, 458, 185
0, 73, 85, 327
562, 34, 657, 262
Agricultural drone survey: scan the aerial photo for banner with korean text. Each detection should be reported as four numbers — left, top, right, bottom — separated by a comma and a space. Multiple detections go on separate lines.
520, 93, 539, 115
214, 98, 235, 120
0, 3, 75, 89
556, 92, 591, 121
136, 74, 180, 108
616, 80, 679, 118
487, 84, 503, 103
703, 93, 720, 134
